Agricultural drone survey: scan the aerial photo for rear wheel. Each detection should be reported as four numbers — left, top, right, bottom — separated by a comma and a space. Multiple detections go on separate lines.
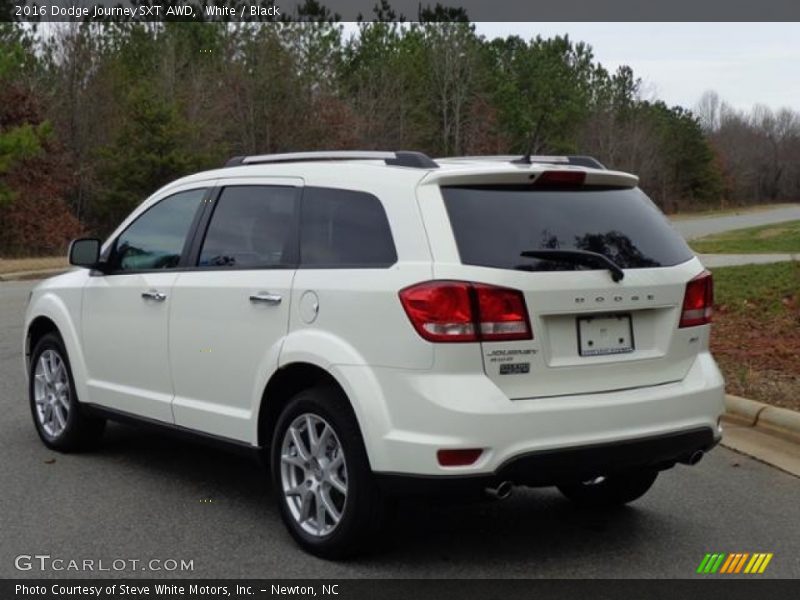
557, 469, 658, 508
29, 332, 105, 452
270, 386, 386, 559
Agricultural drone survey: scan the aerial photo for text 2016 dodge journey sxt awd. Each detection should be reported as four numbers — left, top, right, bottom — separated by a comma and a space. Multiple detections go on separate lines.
24, 151, 724, 558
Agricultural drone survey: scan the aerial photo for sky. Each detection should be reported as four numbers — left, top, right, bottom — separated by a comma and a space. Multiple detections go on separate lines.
471, 23, 800, 114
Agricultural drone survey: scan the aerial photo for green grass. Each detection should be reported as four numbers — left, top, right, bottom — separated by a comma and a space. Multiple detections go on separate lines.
690, 220, 800, 254
710, 261, 800, 315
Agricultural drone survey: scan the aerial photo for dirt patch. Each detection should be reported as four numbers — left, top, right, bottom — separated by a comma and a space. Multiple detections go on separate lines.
0, 256, 67, 275
755, 226, 792, 239
712, 305, 800, 411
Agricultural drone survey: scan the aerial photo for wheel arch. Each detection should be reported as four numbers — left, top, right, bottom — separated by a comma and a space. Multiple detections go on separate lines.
26, 315, 61, 365
256, 361, 390, 471
24, 292, 90, 403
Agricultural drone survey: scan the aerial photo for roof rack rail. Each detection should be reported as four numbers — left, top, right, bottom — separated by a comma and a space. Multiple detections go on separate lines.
437, 155, 606, 169
224, 151, 438, 169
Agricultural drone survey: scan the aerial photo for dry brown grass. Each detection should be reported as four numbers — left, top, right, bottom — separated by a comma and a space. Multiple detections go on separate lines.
0, 256, 67, 275
711, 262, 800, 410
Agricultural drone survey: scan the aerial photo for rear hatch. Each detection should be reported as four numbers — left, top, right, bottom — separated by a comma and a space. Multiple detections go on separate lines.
437, 181, 705, 399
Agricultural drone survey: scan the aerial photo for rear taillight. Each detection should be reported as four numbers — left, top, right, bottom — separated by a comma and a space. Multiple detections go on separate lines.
679, 270, 713, 328
474, 284, 531, 341
399, 281, 532, 343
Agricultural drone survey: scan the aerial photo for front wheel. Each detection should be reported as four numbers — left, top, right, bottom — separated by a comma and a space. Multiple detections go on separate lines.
270, 386, 386, 559
557, 469, 658, 508
29, 332, 105, 452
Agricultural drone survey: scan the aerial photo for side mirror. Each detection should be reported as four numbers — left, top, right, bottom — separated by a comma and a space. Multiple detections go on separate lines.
68, 238, 101, 268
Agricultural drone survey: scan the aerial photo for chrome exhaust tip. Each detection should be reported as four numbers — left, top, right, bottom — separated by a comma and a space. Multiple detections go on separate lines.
485, 481, 513, 500
681, 450, 704, 466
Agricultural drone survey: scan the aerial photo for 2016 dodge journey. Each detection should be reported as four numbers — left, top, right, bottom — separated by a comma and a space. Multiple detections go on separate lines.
23, 151, 725, 558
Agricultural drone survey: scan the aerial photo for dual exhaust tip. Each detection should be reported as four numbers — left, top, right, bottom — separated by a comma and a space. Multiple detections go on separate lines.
483, 450, 704, 501
484, 450, 704, 500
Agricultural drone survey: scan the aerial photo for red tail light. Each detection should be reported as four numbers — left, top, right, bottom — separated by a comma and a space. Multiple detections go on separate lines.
399, 281, 532, 343
474, 284, 531, 341
679, 271, 713, 328
534, 170, 586, 186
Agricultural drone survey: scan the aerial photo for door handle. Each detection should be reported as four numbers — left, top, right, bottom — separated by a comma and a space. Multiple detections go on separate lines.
141, 289, 167, 302
249, 292, 282, 306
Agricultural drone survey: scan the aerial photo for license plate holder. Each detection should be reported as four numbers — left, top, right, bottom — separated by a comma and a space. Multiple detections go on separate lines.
577, 314, 634, 356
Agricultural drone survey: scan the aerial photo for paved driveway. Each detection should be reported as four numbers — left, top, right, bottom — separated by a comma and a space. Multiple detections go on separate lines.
668, 204, 800, 267
670, 205, 800, 240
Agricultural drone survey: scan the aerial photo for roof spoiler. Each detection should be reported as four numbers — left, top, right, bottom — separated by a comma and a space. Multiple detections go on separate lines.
438, 155, 607, 169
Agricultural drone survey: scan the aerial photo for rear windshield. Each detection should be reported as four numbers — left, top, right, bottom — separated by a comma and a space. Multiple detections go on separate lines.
441, 186, 693, 271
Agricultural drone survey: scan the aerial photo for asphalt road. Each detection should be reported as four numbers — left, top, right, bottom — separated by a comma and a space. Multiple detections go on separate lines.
670, 204, 800, 240
2, 280, 799, 579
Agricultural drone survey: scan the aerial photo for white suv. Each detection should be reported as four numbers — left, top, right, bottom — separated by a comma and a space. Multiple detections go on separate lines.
23, 151, 725, 557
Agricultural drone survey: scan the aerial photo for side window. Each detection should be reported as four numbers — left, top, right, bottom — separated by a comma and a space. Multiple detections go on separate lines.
198, 186, 297, 268
300, 187, 397, 268
112, 189, 205, 272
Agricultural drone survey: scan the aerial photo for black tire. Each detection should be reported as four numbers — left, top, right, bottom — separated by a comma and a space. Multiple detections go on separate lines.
29, 332, 106, 452
270, 385, 386, 559
557, 469, 658, 508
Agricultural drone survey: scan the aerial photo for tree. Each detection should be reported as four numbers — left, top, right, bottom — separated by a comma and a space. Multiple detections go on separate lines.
486, 35, 596, 154
418, 21, 482, 155
695, 90, 722, 133
91, 84, 206, 233
0, 25, 82, 256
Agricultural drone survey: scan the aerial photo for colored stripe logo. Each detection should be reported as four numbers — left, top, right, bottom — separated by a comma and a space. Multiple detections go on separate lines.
697, 552, 773, 574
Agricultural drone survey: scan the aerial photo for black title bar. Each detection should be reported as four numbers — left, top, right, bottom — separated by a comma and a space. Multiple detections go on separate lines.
5, 0, 800, 22
3, 579, 800, 600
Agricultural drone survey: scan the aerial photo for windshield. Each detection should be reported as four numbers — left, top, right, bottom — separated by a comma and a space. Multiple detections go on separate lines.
441, 185, 693, 271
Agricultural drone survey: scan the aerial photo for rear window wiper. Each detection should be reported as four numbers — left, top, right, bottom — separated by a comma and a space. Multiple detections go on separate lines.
519, 249, 625, 282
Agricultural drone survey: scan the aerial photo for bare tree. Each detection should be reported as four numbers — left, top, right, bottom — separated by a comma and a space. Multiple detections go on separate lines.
695, 90, 721, 133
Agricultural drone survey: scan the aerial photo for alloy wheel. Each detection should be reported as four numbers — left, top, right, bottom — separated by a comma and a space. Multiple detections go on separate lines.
33, 349, 71, 438
280, 413, 348, 537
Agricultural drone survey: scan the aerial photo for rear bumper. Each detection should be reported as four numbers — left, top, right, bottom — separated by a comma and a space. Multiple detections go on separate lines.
376, 426, 717, 495
351, 351, 725, 476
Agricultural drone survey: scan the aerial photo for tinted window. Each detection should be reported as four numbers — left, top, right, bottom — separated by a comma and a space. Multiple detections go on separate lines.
199, 186, 297, 268
300, 187, 397, 268
113, 189, 205, 271
442, 186, 693, 271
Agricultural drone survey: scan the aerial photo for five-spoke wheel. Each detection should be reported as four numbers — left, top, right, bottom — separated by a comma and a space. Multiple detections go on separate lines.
33, 349, 71, 439
29, 332, 105, 451
271, 386, 387, 559
280, 413, 348, 537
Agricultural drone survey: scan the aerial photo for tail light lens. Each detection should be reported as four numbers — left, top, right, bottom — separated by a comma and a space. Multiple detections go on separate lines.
474, 284, 531, 341
399, 281, 532, 343
534, 170, 586, 186
679, 270, 713, 328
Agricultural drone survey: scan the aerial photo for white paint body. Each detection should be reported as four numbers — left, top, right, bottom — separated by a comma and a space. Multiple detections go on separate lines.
24, 159, 725, 477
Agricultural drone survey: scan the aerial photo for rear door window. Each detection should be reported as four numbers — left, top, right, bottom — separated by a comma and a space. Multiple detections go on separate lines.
199, 186, 298, 268
441, 186, 693, 271
300, 187, 397, 268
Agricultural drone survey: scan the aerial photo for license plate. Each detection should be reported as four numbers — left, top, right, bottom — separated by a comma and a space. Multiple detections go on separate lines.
577, 314, 634, 356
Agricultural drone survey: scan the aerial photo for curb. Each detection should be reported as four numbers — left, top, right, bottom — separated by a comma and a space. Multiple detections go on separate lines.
0, 268, 67, 282
725, 394, 800, 442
